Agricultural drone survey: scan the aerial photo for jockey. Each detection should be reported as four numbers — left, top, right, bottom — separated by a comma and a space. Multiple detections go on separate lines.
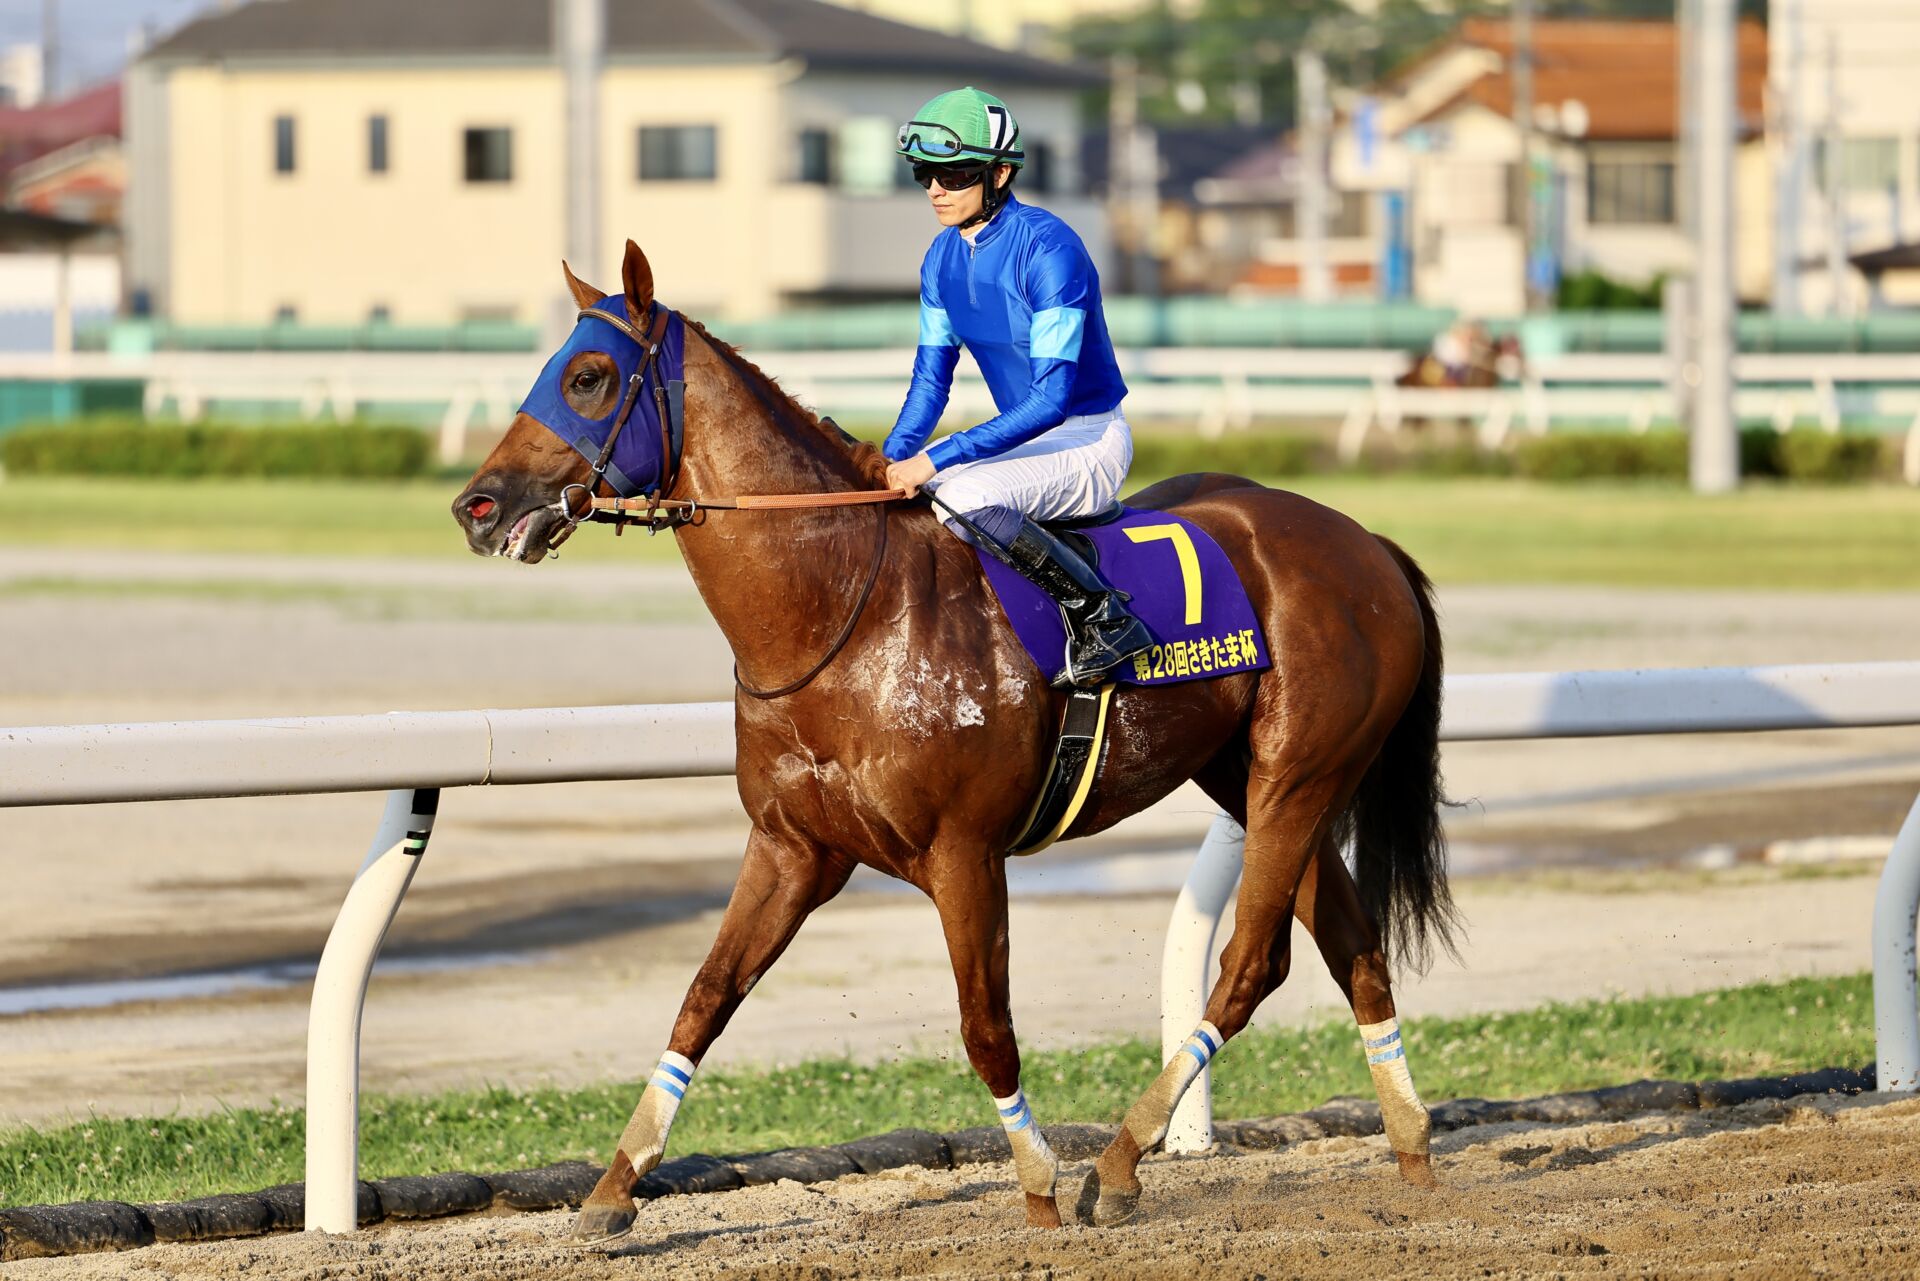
884, 87, 1153, 690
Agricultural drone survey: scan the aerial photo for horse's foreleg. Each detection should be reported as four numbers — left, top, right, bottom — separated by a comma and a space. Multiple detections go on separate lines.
1296, 843, 1436, 1187
930, 855, 1063, 1229
1079, 778, 1332, 1227
572, 828, 852, 1245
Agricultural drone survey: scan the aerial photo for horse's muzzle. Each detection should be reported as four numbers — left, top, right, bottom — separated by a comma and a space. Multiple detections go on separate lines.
452, 484, 564, 562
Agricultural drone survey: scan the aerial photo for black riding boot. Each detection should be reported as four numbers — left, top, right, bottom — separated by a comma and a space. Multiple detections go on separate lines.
1004, 518, 1155, 689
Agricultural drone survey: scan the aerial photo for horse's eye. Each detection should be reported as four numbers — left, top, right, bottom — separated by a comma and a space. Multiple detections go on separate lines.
572, 371, 600, 392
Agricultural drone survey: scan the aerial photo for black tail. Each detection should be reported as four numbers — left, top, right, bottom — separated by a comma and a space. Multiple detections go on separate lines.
1338, 538, 1459, 973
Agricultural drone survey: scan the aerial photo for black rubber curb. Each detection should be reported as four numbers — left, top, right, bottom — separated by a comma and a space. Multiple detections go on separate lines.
0, 1065, 1874, 1261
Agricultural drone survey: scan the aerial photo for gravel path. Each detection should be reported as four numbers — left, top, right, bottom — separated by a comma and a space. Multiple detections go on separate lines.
11, 1092, 1920, 1279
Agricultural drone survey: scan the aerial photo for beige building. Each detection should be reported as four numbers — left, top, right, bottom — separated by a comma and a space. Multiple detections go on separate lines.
124, 0, 1102, 328
830, 0, 1180, 56
1326, 19, 1770, 315
1768, 0, 1920, 312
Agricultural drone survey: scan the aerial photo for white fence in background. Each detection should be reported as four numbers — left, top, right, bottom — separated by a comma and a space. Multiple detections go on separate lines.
4, 349, 1919, 483
1, 663, 1918, 1229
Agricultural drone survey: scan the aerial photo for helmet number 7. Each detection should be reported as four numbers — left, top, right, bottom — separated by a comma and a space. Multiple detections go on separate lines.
984, 104, 1013, 152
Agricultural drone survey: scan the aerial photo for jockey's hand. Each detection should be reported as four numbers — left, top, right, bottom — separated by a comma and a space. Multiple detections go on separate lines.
885, 452, 937, 499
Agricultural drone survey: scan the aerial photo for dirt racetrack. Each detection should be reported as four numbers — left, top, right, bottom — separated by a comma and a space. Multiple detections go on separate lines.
12, 1092, 1920, 1279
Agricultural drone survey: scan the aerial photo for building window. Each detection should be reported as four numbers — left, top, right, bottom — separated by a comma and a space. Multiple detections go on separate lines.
798, 127, 833, 184
273, 115, 296, 174
1024, 141, 1053, 195
639, 125, 718, 181
463, 128, 513, 183
368, 115, 389, 174
1816, 137, 1900, 194
1587, 159, 1675, 225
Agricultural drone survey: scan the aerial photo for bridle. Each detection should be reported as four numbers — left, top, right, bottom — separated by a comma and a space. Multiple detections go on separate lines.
534, 298, 905, 699
544, 298, 682, 549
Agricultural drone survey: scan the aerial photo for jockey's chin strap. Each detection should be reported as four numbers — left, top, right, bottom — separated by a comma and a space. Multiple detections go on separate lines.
545, 299, 683, 552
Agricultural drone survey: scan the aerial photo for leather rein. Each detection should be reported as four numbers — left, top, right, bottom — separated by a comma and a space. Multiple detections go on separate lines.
540, 301, 906, 700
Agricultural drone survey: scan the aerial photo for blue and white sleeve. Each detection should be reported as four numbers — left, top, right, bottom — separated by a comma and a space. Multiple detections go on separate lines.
925, 241, 1089, 470
884, 267, 960, 463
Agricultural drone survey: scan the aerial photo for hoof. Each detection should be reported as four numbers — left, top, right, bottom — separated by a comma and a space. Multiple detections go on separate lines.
1025, 1192, 1063, 1228
1396, 1151, 1438, 1188
1073, 1169, 1140, 1227
570, 1200, 638, 1247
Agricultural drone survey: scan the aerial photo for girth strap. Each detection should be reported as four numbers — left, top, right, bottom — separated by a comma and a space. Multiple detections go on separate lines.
1008, 683, 1115, 856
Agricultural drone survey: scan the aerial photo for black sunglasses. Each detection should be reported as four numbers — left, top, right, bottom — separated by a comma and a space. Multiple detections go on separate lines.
911, 161, 991, 191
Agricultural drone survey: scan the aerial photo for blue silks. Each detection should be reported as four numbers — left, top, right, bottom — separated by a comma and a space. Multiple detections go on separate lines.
885, 195, 1129, 471
517, 293, 685, 498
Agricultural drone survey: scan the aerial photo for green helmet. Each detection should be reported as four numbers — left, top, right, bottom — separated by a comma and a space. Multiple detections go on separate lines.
896, 87, 1025, 168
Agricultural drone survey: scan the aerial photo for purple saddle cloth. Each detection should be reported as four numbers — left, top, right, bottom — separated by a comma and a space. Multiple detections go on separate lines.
977, 507, 1271, 686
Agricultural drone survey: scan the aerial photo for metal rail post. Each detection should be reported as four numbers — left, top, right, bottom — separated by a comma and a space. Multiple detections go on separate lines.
1162, 812, 1245, 1153
304, 788, 440, 1233
1873, 791, 1920, 1092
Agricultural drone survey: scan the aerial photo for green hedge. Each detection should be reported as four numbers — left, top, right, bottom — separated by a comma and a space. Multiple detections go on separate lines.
1514, 427, 1892, 483
1772, 429, 1887, 482
1129, 430, 1323, 478
1, 419, 431, 479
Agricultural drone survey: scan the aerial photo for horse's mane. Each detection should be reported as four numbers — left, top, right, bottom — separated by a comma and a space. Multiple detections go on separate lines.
681, 314, 892, 490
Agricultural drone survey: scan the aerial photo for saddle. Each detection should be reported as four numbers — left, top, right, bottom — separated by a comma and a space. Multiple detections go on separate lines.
990, 505, 1270, 856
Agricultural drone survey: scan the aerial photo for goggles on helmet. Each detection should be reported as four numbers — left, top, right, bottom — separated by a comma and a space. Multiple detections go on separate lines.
897, 120, 969, 160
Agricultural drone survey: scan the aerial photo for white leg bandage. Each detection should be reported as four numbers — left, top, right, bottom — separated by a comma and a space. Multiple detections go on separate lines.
1359, 1018, 1431, 1155
1123, 1021, 1223, 1150
994, 1086, 1059, 1197
616, 1050, 696, 1176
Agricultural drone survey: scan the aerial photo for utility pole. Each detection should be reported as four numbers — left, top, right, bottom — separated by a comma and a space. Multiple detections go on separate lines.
1108, 54, 1157, 298
1772, 0, 1803, 315
1296, 47, 1333, 302
1131, 122, 1161, 302
1512, 0, 1539, 310
1823, 30, 1851, 317
40, 0, 57, 102
1690, 0, 1739, 494
1108, 54, 1137, 295
555, 0, 604, 290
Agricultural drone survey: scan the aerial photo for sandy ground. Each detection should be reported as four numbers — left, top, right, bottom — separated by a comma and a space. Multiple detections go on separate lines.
2, 548, 1919, 1128
11, 1092, 1920, 1279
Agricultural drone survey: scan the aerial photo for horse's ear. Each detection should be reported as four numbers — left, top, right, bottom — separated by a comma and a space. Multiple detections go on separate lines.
621, 239, 655, 327
561, 260, 603, 311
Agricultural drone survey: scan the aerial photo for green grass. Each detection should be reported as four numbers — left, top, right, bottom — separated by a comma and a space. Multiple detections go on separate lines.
0, 972, 1873, 1208
1275, 476, 1920, 590
0, 575, 712, 624
0, 477, 681, 564
2, 474, 1915, 588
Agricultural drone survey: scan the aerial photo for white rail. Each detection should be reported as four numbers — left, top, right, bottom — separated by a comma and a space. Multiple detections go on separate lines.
1160, 662, 1920, 1152
5, 348, 1918, 480
1, 663, 1917, 1225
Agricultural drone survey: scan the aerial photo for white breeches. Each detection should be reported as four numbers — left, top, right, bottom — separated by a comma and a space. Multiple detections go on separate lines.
928, 408, 1133, 527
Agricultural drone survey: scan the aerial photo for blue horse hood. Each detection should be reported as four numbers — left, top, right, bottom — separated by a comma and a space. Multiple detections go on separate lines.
517, 294, 685, 499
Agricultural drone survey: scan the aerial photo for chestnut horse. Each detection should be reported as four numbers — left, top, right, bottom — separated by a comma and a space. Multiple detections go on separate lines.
453, 242, 1455, 1242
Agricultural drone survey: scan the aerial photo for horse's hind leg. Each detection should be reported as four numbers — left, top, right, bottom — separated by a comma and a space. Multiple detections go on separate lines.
572, 827, 852, 1245
1296, 841, 1437, 1186
1077, 773, 1343, 1227
930, 846, 1064, 1229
